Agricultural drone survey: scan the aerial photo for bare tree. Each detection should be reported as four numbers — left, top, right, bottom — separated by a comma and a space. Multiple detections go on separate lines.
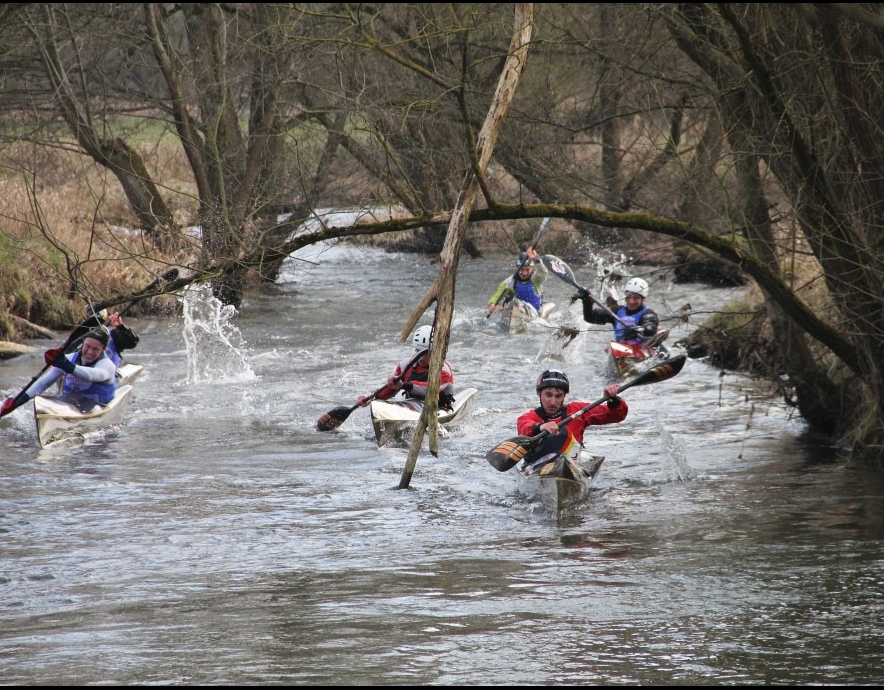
5, 4, 884, 465
397, 3, 535, 489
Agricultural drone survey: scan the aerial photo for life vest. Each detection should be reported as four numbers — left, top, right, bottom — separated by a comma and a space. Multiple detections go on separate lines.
527, 406, 583, 464
514, 277, 542, 310
518, 399, 628, 465
62, 351, 117, 404
105, 340, 122, 367
614, 305, 651, 343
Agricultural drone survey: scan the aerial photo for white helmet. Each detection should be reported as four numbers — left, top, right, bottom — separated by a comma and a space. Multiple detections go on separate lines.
624, 277, 649, 298
412, 325, 433, 351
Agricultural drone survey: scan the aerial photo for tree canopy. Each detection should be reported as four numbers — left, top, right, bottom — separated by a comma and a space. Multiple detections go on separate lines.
1, 3, 883, 465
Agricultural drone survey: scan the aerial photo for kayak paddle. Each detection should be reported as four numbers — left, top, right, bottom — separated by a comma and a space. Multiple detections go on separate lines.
486, 217, 551, 318
540, 254, 628, 327
485, 354, 687, 472
316, 348, 426, 432
1, 268, 179, 419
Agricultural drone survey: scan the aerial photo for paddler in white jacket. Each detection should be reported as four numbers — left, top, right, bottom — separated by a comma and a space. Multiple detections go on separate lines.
1, 328, 117, 416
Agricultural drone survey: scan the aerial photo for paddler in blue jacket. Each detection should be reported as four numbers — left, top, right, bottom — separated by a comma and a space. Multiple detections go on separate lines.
0, 327, 117, 416
580, 277, 660, 345
487, 248, 547, 314
517, 370, 627, 469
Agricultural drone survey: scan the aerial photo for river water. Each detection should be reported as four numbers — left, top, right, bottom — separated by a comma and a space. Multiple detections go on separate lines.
2, 241, 884, 685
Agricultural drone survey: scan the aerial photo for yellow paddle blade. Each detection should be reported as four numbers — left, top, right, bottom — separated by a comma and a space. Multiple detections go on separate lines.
486, 436, 534, 471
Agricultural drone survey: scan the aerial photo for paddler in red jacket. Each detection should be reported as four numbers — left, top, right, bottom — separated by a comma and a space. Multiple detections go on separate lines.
517, 369, 627, 467
357, 325, 455, 409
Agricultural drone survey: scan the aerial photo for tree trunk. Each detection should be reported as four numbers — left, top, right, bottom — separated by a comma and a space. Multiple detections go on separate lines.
32, 5, 179, 246
399, 3, 535, 488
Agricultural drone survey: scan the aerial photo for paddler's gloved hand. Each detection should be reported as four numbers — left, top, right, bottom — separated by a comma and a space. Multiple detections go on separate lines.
439, 391, 455, 411
622, 327, 640, 340
44, 347, 64, 366
2, 392, 30, 417
401, 382, 413, 393
577, 287, 591, 300
51, 352, 76, 374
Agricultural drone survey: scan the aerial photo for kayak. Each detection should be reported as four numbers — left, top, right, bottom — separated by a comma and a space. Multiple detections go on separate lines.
516, 451, 605, 516
34, 385, 136, 448
116, 362, 144, 385
35, 363, 144, 448
369, 387, 478, 447
605, 330, 670, 380
500, 298, 555, 334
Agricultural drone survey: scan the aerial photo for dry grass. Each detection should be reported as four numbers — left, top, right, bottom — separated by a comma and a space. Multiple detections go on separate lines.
0, 144, 184, 340
0, 138, 580, 342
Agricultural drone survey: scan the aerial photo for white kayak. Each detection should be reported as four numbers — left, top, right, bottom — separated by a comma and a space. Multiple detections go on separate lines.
35, 362, 144, 448
116, 362, 144, 386
34, 385, 135, 448
369, 387, 478, 447
500, 299, 555, 334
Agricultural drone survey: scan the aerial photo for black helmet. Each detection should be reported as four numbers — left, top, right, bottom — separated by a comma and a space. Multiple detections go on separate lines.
516, 252, 536, 269
84, 327, 110, 347
536, 369, 569, 394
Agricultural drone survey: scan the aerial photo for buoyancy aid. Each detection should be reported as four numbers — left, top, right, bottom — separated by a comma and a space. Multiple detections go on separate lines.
514, 277, 542, 310
614, 304, 651, 343
62, 351, 117, 404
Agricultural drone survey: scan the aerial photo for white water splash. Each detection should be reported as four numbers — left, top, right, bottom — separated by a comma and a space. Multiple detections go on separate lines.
658, 423, 696, 482
182, 284, 256, 384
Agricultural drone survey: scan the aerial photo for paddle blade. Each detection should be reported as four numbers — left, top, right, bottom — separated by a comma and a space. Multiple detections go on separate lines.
621, 353, 687, 392
486, 436, 534, 472
316, 406, 354, 432
541, 255, 578, 287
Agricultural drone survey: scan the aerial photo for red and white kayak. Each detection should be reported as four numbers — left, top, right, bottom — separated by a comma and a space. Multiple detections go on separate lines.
605, 331, 670, 380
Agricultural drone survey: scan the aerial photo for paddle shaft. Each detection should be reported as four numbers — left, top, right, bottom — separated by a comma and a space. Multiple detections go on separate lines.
1, 268, 177, 418
486, 354, 687, 470
2, 331, 91, 414
316, 348, 426, 431
358, 348, 426, 405
542, 354, 685, 440
118, 267, 179, 317
486, 218, 550, 318
541, 254, 628, 327
69, 268, 179, 348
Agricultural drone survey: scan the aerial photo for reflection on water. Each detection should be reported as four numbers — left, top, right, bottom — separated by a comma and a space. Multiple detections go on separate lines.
2, 245, 884, 685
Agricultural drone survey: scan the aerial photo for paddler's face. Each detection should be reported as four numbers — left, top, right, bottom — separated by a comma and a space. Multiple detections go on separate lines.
80, 337, 105, 364
625, 292, 644, 308
417, 350, 429, 366
539, 387, 565, 414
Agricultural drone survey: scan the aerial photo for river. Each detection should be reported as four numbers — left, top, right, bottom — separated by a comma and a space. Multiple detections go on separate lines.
2, 241, 883, 685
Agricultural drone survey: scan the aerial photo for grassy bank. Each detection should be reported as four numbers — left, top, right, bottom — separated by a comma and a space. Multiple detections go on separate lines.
0, 144, 184, 342
0, 138, 594, 346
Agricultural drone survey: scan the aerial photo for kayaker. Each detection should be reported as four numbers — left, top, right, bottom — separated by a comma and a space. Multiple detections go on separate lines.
517, 369, 627, 467
486, 247, 547, 314
72, 306, 141, 367
0, 327, 117, 416
579, 277, 661, 345
356, 325, 456, 410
